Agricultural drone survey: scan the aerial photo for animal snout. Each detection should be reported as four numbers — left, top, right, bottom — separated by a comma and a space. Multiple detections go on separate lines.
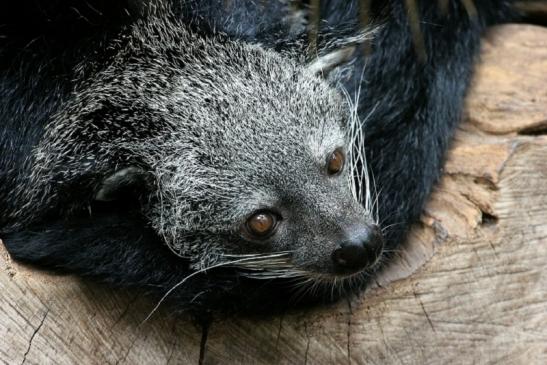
331, 225, 383, 274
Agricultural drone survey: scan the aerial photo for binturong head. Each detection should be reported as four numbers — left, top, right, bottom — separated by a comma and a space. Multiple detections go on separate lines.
85, 17, 383, 297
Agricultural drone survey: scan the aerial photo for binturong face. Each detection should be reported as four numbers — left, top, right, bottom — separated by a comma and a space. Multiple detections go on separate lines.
138, 36, 383, 285
90, 18, 384, 292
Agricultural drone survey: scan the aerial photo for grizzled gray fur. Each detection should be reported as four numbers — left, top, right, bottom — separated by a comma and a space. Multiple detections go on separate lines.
1, 0, 523, 313
2, 14, 379, 282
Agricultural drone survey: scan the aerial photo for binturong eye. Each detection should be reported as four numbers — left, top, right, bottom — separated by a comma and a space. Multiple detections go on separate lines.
327, 148, 345, 175
243, 211, 279, 240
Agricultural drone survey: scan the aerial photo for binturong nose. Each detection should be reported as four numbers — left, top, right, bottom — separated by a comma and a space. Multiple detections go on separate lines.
331, 225, 384, 275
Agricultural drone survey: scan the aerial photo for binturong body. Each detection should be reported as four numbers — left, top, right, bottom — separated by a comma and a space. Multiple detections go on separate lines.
0, 0, 524, 314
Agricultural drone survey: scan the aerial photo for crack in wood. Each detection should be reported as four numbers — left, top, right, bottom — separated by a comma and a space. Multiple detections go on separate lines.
21, 309, 49, 365
303, 322, 310, 365
413, 289, 436, 333
198, 320, 210, 365
346, 298, 353, 365
480, 211, 499, 226
165, 322, 178, 365
275, 312, 284, 350
114, 331, 140, 365
111, 293, 140, 329
517, 120, 547, 136
376, 316, 404, 365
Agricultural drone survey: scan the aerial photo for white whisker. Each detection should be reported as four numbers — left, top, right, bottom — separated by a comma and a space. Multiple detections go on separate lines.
141, 256, 278, 323
342, 62, 381, 226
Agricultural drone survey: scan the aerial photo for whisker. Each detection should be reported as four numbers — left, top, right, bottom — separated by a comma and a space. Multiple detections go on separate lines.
141, 256, 275, 323
342, 63, 382, 227
221, 251, 293, 259
380, 221, 404, 233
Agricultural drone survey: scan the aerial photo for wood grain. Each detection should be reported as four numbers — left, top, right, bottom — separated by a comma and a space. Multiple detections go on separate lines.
1, 24, 546, 365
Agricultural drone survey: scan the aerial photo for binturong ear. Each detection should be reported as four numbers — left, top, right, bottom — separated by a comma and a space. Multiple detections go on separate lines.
94, 166, 147, 202
306, 46, 357, 76
306, 27, 378, 77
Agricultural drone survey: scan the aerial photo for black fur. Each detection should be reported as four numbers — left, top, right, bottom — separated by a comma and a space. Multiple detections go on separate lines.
0, 0, 527, 315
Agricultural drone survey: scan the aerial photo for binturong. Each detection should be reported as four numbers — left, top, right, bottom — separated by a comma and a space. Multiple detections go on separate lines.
0, 6, 381, 314
105, 18, 382, 277
0, 0, 526, 315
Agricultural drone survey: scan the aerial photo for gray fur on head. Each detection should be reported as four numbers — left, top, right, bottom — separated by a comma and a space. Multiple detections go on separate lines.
8, 15, 377, 279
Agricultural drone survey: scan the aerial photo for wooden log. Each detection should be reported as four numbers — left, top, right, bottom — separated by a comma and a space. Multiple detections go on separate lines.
1, 24, 546, 365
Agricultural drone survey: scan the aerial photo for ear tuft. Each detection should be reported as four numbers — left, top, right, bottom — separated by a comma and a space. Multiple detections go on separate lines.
307, 46, 356, 76
94, 167, 146, 202
306, 26, 379, 77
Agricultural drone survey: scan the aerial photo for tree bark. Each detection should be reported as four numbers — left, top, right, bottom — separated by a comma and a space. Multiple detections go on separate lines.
1, 24, 546, 365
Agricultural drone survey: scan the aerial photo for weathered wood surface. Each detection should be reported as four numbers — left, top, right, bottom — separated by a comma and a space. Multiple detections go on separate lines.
1, 24, 546, 365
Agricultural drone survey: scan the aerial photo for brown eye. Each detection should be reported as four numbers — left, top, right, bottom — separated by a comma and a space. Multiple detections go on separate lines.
327, 148, 345, 175
244, 211, 278, 239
